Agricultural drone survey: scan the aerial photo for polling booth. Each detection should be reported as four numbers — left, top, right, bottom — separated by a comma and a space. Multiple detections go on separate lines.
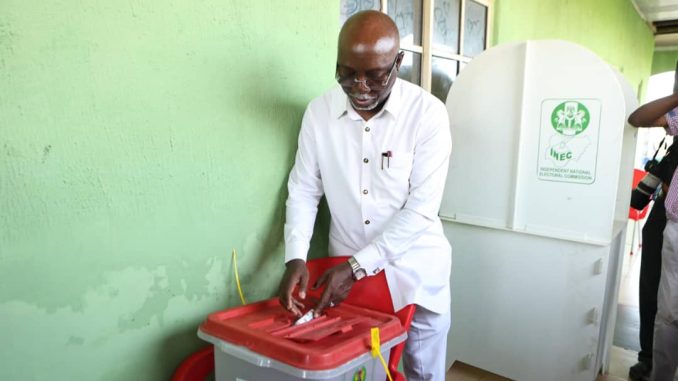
441, 40, 638, 381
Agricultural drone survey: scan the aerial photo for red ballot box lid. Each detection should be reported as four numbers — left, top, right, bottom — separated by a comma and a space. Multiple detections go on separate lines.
199, 297, 405, 371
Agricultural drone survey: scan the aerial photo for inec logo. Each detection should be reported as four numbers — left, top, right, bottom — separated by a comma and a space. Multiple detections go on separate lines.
550, 101, 590, 136
352, 366, 366, 381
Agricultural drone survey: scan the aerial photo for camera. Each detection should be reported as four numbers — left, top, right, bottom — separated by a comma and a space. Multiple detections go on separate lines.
631, 137, 678, 210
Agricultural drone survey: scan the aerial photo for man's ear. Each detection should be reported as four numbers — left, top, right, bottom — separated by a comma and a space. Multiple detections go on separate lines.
396, 51, 404, 70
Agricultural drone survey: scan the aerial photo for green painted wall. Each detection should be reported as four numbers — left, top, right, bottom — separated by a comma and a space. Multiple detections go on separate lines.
492, 0, 655, 99
652, 49, 678, 74
0, 1, 659, 380
0, 1, 338, 380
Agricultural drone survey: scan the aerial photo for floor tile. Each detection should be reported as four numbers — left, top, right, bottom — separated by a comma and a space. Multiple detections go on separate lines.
447, 361, 513, 381
614, 303, 641, 352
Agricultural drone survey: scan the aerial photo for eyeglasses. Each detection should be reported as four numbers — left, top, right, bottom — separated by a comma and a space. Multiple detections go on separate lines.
335, 51, 403, 89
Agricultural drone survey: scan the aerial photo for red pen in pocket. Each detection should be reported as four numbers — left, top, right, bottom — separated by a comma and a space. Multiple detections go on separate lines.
381, 150, 392, 170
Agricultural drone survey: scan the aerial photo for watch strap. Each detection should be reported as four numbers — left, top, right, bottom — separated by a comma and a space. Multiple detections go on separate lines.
347, 257, 366, 280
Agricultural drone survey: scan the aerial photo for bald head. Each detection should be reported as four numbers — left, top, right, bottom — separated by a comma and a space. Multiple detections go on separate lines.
335, 11, 401, 119
338, 10, 400, 59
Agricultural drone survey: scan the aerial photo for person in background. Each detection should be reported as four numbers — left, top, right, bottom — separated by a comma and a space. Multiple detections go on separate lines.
629, 186, 666, 381
278, 10, 453, 381
628, 94, 678, 381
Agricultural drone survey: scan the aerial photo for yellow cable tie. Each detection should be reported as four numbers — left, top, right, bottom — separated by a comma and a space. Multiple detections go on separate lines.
371, 327, 393, 381
232, 248, 247, 305
378, 353, 392, 381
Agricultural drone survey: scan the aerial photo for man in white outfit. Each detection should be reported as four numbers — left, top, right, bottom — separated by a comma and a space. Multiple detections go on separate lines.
278, 10, 453, 381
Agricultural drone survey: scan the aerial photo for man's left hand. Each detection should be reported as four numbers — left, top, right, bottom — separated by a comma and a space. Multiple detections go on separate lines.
312, 262, 355, 316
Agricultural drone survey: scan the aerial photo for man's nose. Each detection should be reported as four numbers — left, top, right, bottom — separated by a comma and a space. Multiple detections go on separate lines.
352, 76, 371, 92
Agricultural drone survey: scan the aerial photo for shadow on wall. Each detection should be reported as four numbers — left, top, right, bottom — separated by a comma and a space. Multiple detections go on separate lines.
233, 57, 334, 271
236, 78, 309, 281
157, 320, 211, 380
309, 197, 331, 260
154, 63, 336, 377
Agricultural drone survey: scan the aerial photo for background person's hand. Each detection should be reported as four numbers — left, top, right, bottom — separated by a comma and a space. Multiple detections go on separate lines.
278, 259, 309, 317
312, 262, 355, 317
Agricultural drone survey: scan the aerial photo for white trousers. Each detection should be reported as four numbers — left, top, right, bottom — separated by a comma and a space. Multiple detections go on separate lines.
652, 220, 678, 381
402, 305, 451, 381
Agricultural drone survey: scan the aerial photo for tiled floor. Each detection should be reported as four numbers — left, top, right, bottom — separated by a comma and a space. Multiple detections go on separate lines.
444, 345, 637, 380
597, 345, 638, 381
444, 349, 636, 381
444, 220, 646, 381
446, 361, 513, 380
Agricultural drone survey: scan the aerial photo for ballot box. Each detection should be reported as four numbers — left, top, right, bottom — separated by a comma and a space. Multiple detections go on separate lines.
198, 298, 407, 381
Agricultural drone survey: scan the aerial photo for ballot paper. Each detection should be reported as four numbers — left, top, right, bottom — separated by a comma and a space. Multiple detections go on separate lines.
293, 310, 315, 326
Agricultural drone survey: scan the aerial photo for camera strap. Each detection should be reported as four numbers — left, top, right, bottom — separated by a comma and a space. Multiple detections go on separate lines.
651, 136, 667, 162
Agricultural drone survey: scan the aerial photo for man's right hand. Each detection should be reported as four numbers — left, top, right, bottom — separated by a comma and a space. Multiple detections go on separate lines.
278, 259, 309, 317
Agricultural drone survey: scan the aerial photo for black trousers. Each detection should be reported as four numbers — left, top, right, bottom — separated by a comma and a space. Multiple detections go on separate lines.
638, 195, 666, 364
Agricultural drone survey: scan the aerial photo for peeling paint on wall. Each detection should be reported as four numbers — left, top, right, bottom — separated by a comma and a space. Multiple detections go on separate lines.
0, 0, 338, 379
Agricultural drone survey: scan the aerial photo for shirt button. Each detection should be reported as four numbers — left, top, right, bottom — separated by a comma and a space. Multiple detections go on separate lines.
363, 158, 369, 163
364, 220, 370, 225
363, 189, 368, 195
365, 126, 370, 132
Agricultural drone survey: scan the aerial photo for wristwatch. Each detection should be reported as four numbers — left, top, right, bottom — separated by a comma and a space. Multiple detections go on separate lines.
347, 257, 367, 280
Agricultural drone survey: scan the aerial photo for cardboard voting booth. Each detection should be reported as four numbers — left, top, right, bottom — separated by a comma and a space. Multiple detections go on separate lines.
441, 40, 638, 381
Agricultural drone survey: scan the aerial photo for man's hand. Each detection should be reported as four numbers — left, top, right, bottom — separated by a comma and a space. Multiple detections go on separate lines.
312, 262, 355, 317
278, 259, 309, 317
